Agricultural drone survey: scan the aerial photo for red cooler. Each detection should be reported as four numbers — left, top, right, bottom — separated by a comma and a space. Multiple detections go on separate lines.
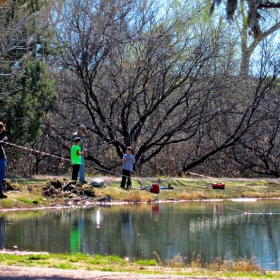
150, 183, 160, 194
212, 183, 225, 189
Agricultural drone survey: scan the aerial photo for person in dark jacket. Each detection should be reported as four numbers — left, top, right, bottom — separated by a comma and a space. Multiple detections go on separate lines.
0, 122, 7, 198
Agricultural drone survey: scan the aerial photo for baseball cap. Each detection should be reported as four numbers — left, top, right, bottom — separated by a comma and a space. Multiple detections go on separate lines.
79, 125, 86, 131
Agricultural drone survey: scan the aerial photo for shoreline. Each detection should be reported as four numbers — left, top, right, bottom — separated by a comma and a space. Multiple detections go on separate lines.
0, 196, 276, 213
1, 175, 280, 211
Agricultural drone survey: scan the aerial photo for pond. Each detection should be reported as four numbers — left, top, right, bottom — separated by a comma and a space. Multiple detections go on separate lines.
1, 200, 280, 270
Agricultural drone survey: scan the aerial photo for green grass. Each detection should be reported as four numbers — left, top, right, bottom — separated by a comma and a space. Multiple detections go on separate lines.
2, 176, 280, 209
53, 263, 74, 269
0, 199, 13, 208
0, 252, 278, 278
27, 254, 49, 260
101, 267, 113, 271
16, 197, 41, 204
7, 176, 52, 185
102, 177, 280, 203
134, 259, 157, 266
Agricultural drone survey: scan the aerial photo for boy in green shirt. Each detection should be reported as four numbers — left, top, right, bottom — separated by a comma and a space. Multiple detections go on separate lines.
71, 137, 84, 182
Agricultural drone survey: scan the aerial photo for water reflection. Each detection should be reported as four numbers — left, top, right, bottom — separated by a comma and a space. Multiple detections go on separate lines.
0, 217, 5, 249
1, 201, 280, 270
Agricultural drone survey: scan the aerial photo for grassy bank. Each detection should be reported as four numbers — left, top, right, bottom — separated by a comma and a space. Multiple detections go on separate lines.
0, 251, 278, 279
1, 175, 280, 210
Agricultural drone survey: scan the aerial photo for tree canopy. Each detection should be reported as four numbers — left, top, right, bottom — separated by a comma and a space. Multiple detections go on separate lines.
210, 0, 280, 38
2, 0, 280, 177
0, 0, 57, 144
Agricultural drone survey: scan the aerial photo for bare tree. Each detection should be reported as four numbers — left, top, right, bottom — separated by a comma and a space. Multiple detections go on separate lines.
39, 1, 249, 174
217, 39, 280, 177
22, 0, 276, 179
210, 0, 280, 38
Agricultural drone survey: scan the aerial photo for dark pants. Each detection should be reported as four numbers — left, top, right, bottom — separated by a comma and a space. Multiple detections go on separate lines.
120, 169, 132, 189
72, 164, 80, 181
0, 159, 6, 193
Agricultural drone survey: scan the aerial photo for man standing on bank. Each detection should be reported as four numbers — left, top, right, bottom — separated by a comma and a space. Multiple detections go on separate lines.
120, 146, 136, 190
71, 125, 88, 184
0, 122, 7, 198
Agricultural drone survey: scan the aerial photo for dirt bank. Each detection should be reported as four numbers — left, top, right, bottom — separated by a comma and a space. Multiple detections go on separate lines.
0, 265, 258, 280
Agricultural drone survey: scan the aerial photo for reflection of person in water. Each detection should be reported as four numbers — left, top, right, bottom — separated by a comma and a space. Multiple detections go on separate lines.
213, 204, 224, 214
151, 204, 159, 219
121, 212, 134, 255
0, 217, 5, 249
70, 213, 86, 253
96, 208, 101, 229
70, 220, 81, 253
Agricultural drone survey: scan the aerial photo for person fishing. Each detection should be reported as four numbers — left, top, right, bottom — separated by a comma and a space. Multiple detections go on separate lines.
71, 125, 88, 184
71, 137, 87, 183
0, 122, 7, 198
120, 146, 136, 190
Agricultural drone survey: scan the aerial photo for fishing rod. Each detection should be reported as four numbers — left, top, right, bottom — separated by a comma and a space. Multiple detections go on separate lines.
188, 171, 225, 189
188, 171, 216, 180
86, 137, 124, 151
6, 141, 280, 214
4, 140, 135, 181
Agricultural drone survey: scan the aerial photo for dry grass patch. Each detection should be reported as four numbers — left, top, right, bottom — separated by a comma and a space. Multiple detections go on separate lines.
241, 191, 280, 198
124, 191, 154, 203
229, 258, 260, 271
177, 191, 207, 200
241, 191, 267, 198
207, 257, 260, 272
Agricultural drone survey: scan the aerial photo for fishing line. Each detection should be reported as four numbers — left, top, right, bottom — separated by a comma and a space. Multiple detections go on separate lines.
188, 171, 215, 180
244, 212, 280, 215
8, 141, 280, 212
5, 141, 130, 180
86, 137, 124, 151
208, 200, 280, 216
211, 201, 244, 214
211, 197, 280, 216
187, 171, 280, 216
5, 141, 153, 188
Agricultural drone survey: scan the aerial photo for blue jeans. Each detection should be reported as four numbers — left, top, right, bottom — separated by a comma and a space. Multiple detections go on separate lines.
0, 158, 6, 193
78, 156, 85, 182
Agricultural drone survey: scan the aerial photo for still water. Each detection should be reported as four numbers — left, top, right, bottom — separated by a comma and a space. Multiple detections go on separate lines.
0, 200, 280, 270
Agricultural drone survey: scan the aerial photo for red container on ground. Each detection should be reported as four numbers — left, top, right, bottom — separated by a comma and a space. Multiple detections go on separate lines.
150, 183, 160, 194
212, 183, 225, 189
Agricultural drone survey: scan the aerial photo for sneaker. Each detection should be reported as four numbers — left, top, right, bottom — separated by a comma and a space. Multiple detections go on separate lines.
80, 181, 88, 184
0, 193, 7, 199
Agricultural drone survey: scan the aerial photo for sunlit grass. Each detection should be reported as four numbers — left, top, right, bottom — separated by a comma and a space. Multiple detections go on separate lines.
133, 259, 157, 266
91, 178, 280, 203
7, 176, 53, 185
53, 263, 74, 269
16, 197, 40, 204
27, 254, 49, 261
0, 251, 279, 278
1, 176, 280, 210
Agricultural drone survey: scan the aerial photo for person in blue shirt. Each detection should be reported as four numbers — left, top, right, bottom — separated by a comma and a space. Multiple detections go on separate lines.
0, 122, 7, 198
120, 146, 136, 190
